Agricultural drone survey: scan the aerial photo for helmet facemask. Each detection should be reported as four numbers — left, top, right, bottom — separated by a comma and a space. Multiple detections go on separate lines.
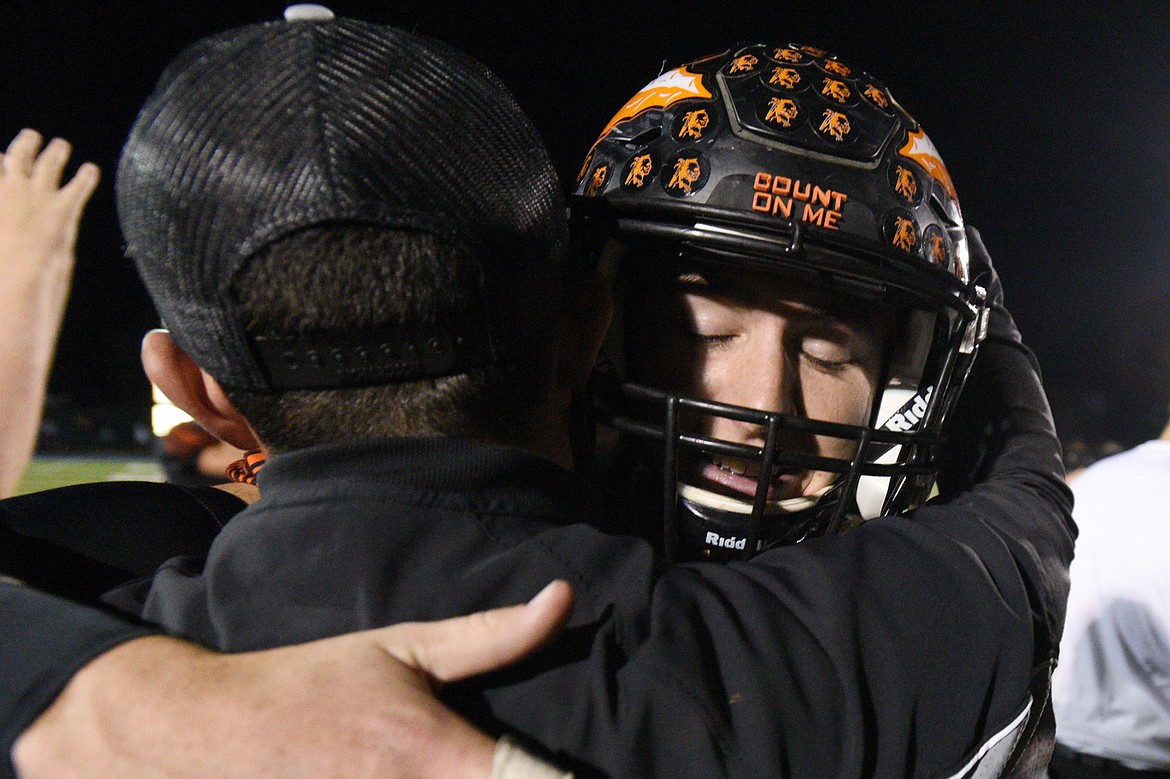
578, 217, 985, 562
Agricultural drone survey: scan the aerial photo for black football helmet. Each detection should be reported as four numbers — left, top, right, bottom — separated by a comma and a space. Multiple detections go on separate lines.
572, 44, 989, 562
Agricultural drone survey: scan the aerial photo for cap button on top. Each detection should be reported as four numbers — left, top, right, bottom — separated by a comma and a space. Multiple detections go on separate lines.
284, 4, 335, 21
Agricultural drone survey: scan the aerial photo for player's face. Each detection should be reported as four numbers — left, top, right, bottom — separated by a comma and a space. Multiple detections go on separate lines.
627, 263, 886, 502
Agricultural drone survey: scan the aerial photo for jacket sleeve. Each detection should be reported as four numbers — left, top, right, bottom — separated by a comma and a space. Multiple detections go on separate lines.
0, 482, 244, 777
937, 226, 1076, 659
0, 582, 156, 779
931, 226, 1076, 774
0, 481, 243, 602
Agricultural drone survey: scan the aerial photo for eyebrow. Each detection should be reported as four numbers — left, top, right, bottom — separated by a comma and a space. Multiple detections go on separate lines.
671, 271, 877, 332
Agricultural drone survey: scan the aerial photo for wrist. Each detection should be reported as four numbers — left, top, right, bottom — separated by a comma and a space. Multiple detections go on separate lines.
12, 635, 209, 777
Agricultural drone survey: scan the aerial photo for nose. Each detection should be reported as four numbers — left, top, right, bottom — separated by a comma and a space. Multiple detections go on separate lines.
704, 330, 796, 445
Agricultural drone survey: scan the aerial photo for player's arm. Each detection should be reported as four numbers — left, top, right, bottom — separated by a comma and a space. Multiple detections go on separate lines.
930, 226, 1076, 773
936, 226, 1074, 645
1, 582, 154, 779
0, 129, 99, 498
7, 581, 574, 779
1, 481, 247, 602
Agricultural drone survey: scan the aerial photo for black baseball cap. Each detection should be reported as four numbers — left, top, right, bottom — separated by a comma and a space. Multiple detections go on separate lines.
117, 5, 566, 391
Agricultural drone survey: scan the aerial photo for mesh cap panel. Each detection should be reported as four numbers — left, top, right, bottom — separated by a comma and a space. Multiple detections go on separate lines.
117, 14, 565, 390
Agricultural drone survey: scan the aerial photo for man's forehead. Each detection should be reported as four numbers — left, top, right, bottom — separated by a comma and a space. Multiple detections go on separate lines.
662, 261, 874, 323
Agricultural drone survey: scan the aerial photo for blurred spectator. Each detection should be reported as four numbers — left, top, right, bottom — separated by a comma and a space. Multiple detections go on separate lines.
158, 421, 245, 486
0, 128, 99, 497
1049, 418, 1170, 778
152, 382, 244, 485
1062, 438, 1125, 483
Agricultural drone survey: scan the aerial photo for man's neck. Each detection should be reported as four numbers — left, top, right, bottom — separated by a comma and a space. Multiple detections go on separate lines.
501, 391, 576, 471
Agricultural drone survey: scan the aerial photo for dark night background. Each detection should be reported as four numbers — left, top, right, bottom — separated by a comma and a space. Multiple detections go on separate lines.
4, 1, 1169, 455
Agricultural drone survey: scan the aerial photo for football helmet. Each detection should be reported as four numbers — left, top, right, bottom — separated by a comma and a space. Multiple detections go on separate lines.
572, 43, 988, 562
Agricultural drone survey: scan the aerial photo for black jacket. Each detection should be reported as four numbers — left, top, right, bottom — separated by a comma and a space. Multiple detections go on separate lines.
1, 308, 1074, 778
116, 334, 1072, 776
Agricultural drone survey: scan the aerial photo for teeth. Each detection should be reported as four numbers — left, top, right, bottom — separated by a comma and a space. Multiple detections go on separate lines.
713, 457, 793, 482
714, 457, 746, 475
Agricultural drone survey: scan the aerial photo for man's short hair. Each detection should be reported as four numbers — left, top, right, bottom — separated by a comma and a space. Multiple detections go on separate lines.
226, 225, 563, 451
116, 11, 568, 450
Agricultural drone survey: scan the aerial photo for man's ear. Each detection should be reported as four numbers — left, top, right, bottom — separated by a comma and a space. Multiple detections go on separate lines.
141, 330, 262, 452
555, 269, 613, 391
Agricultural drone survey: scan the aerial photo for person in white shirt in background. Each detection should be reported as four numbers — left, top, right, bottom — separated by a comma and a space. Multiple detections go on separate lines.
1050, 417, 1170, 779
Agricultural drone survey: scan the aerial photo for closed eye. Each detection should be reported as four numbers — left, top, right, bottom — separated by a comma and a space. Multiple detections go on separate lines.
799, 333, 859, 371
686, 331, 737, 346
801, 350, 851, 371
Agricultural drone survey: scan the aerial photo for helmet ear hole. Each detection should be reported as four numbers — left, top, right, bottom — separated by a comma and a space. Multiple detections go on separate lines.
621, 127, 664, 147
929, 193, 956, 226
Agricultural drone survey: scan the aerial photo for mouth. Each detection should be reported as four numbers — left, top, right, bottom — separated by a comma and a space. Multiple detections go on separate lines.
695, 455, 802, 502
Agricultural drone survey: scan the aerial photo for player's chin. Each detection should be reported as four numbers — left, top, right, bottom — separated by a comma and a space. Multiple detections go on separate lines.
799, 470, 840, 498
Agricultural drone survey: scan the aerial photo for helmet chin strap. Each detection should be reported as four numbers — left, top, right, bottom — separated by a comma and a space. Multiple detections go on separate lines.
672, 480, 841, 561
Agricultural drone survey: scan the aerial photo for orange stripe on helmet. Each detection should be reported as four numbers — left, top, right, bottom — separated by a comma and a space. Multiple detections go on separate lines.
898, 128, 958, 203
583, 67, 713, 162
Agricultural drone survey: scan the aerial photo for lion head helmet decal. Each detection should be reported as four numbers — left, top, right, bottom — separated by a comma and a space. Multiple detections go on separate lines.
893, 165, 920, 204
821, 78, 851, 104
821, 58, 852, 77
623, 153, 654, 189
677, 109, 711, 140
585, 164, 609, 196
863, 83, 890, 109
728, 54, 759, 74
665, 154, 705, 195
769, 67, 802, 89
887, 212, 920, 252
817, 109, 852, 142
764, 96, 801, 128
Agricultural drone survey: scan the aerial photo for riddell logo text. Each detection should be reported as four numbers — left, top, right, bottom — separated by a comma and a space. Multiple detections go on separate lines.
751, 172, 848, 229
705, 531, 764, 551
883, 386, 934, 432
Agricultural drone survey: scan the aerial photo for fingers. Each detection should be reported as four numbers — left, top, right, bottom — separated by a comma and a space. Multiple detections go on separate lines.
59, 162, 101, 222
379, 580, 575, 685
3, 130, 99, 205
3, 128, 44, 177
31, 137, 74, 189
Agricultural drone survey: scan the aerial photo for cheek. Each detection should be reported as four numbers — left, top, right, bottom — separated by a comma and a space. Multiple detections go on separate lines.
628, 309, 708, 394
802, 369, 875, 461
687, 346, 737, 397
800, 366, 876, 426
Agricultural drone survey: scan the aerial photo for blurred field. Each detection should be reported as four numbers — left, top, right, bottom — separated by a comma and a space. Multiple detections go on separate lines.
16, 455, 164, 495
